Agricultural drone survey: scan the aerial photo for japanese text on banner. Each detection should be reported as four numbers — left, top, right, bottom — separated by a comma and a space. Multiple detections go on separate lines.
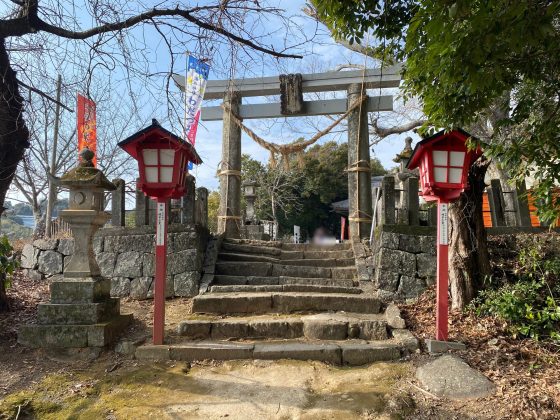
77, 94, 97, 167
184, 55, 210, 147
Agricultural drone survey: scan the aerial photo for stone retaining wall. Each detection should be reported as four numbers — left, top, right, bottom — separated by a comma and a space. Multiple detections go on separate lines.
372, 225, 436, 301
20, 224, 209, 300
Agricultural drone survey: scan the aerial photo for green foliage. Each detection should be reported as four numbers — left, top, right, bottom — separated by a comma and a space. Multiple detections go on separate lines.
311, 0, 417, 60
471, 239, 560, 343
207, 191, 220, 234
0, 236, 18, 291
0, 217, 32, 240
241, 142, 387, 239
315, 0, 560, 224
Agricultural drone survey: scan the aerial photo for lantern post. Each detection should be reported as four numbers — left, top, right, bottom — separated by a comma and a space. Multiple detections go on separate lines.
407, 129, 481, 345
118, 119, 202, 345
436, 199, 449, 340
153, 199, 168, 344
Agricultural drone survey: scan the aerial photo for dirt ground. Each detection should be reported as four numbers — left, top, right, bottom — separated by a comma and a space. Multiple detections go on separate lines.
1, 272, 558, 419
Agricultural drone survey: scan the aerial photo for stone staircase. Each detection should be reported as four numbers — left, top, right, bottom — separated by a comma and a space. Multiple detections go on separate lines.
137, 239, 417, 365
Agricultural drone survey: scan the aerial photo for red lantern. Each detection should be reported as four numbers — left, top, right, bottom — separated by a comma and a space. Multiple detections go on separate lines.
118, 119, 202, 200
118, 119, 202, 345
407, 129, 481, 203
407, 129, 481, 344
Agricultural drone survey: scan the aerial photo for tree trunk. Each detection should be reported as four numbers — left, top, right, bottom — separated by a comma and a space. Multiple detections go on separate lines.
32, 203, 45, 239
0, 38, 30, 215
448, 159, 492, 310
0, 38, 28, 311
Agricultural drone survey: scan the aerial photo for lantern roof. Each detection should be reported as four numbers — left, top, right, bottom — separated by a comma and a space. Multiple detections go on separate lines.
118, 119, 203, 165
406, 128, 478, 171
58, 148, 116, 191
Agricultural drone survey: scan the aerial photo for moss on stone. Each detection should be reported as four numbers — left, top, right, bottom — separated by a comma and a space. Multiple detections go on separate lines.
0, 360, 411, 419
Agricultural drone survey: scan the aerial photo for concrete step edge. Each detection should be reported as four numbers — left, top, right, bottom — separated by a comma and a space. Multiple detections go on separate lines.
191, 292, 382, 315
136, 340, 402, 365
209, 284, 362, 294
176, 313, 388, 341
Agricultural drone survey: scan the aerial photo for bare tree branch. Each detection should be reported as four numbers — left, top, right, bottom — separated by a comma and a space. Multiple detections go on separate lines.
369, 118, 426, 140
0, 2, 302, 59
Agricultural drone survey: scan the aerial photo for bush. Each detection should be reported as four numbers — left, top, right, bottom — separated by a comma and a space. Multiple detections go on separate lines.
472, 237, 560, 343
0, 236, 19, 311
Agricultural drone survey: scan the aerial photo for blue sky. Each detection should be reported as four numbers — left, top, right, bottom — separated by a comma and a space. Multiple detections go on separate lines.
4, 0, 421, 201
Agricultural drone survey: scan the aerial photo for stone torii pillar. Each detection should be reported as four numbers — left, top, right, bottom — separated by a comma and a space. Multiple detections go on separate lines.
347, 83, 372, 239
218, 90, 242, 238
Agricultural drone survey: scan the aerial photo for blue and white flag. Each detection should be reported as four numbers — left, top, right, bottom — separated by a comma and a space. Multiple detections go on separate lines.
184, 54, 210, 146
184, 54, 210, 170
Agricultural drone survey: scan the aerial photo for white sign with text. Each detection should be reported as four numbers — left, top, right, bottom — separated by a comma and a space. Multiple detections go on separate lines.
439, 203, 448, 245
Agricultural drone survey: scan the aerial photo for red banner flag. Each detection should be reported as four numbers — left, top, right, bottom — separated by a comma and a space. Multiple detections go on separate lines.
77, 94, 97, 166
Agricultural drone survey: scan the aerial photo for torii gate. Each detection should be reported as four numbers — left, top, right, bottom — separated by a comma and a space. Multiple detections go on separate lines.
173, 65, 402, 239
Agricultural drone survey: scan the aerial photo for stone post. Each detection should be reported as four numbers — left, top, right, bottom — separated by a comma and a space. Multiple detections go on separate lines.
195, 187, 208, 228
488, 179, 506, 227
18, 148, 131, 349
347, 84, 372, 239
428, 205, 437, 226
135, 178, 149, 226
514, 180, 532, 227
218, 90, 242, 238
404, 176, 420, 225
181, 174, 196, 225
111, 178, 126, 227
381, 176, 396, 225
169, 199, 181, 224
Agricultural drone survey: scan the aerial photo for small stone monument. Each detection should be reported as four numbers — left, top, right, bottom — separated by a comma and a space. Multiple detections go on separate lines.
19, 148, 132, 349
240, 179, 270, 240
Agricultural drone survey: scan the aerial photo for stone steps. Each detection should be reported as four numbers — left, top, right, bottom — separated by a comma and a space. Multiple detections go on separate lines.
217, 252, 355, 267
213, 275, 356, 288
215, 261, 356, 279
160, 239, 415, 365
136, 339, 403, 366
191, 292, 381, 315
221, 242, 354, 260
210, 284, 362, 294
223, 238, 352, 250
176, 312, 387, 341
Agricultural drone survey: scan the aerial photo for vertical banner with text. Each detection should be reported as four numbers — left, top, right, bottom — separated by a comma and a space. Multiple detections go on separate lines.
77, 94, 97, 167
184, 54, 210, 169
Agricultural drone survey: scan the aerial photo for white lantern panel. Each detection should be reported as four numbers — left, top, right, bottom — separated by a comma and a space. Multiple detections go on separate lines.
434, 167, 447, 183
433, 150, 448, 166
160, 149, 175, 165
449, 168, 463, 184
145, 167, 158, 183
450, 151, 465, 167
143, 149, 158, 165
160, 167, 174, 183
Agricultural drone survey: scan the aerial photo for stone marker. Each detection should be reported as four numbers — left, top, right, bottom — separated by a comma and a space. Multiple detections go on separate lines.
18, 148, 132, 349
416, 355, 495, 400
426, 339, 466, 353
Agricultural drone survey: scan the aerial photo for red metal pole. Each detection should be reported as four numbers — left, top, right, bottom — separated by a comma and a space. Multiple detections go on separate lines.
436, 200, 449, 341
153, 198, 168, 345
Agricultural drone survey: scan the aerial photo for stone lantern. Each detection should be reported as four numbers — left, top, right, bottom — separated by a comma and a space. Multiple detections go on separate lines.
19, 148, 131, 349
243, 179, 258, 223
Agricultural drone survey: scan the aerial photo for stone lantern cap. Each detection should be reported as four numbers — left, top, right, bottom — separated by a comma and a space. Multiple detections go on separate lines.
242, 179, 259, 187
393, 137, 414, 163
58, 148, 115, 191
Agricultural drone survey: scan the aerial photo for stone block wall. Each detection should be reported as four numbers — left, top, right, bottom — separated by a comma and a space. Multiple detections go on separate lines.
372, 225, 436, 300
21, 224, 208, 300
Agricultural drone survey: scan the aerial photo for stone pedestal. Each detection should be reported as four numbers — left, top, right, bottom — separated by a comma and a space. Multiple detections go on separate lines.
240, 224, 270, 241
19, 149, 131, 349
